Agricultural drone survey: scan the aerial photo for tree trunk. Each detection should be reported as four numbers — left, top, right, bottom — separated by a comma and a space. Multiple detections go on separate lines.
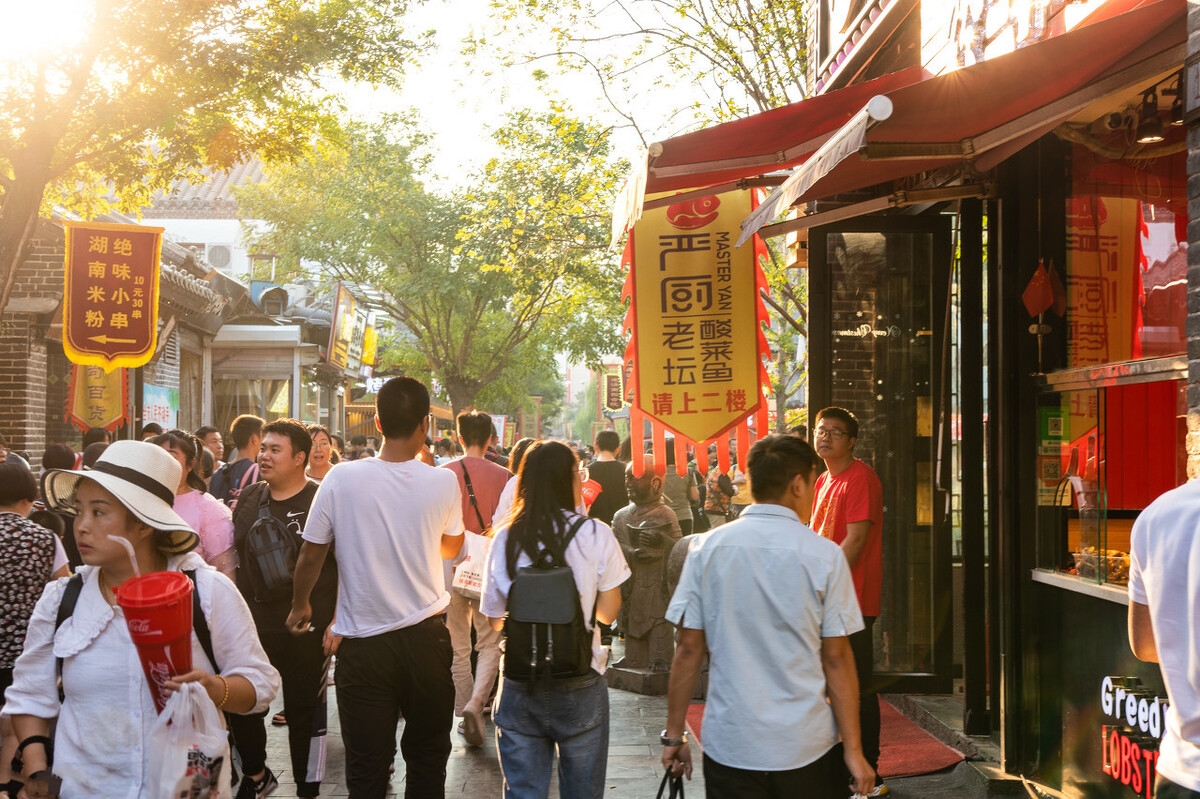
0, 138, 55, 319
774, 347, 788, 432
441, 375, 481, 418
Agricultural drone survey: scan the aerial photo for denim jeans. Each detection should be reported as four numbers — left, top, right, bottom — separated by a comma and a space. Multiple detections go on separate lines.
493, 671, 609, 799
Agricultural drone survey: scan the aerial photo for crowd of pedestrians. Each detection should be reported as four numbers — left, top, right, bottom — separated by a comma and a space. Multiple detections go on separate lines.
0, 394, 924, 799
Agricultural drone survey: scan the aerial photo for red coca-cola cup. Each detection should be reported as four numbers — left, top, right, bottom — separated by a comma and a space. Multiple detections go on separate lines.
115, 571, 193, 713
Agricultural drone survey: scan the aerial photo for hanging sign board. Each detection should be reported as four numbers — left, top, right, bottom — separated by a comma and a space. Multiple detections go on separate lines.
624, 189, 771, 477
65, 363, 129, 432
62, 220, 163, 371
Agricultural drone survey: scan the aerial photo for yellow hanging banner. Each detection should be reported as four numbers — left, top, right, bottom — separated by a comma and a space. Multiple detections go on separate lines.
65, 363, 129, 433
628, 190, 765, 445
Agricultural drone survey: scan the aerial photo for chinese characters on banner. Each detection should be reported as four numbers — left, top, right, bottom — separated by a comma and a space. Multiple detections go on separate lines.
62, 221, 163, 371
624, 190, 771, 478
65, 364, 130, 433
1065, 196, 1139, 368
603, 366, 624, 412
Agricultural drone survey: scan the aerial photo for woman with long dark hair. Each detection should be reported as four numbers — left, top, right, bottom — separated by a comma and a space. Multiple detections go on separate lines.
481, 440, 630, 799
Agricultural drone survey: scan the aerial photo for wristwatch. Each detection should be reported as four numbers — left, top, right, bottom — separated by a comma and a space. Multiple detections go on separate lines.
660, 730, 688, 747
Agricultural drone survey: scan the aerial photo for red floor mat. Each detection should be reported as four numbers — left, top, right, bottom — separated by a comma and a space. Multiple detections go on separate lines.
685, 698, 965, 779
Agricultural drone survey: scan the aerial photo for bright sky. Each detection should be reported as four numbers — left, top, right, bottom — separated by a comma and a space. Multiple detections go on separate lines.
340, 0, 704, 187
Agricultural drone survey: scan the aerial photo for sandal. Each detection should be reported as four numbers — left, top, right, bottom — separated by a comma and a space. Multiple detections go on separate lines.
271, 712, 287, 726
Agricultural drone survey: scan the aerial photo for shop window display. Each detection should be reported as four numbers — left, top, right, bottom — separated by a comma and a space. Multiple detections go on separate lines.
1034, 376, 1186, 587
1033, 149, 1188, 588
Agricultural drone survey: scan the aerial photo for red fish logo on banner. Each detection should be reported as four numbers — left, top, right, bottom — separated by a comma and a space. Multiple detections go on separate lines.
622, 189, 771, 478
62, 220, 163, 371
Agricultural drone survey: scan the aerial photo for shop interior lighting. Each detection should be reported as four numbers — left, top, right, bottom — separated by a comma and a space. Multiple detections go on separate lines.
1136, 88, 1165, 143
1169, 75, 1184, 126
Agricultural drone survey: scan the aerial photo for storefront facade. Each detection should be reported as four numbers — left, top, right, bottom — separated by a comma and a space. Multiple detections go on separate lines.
622, 0, 1188, 794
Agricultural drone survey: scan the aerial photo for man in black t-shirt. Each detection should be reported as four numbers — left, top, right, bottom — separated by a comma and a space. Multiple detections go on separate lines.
230, 419, 337, 799
587, 430, 628, 524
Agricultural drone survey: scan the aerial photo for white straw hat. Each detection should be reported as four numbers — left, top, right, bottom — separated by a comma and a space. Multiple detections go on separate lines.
41, 440, 199, 555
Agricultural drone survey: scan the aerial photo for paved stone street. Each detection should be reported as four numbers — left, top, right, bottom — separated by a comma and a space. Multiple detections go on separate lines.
259, 685, 705, 797
259, 683, 993, 798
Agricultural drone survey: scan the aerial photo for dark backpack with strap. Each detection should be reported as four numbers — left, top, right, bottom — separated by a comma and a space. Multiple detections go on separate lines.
55, 570, 241, 787
55, 569, 218, 688
504, 517, 595, 682
211, 459, 259, 511
240, 485, 298, 603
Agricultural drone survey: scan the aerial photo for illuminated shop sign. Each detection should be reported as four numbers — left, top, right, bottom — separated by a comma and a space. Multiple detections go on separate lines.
1098, 676, 1168, 798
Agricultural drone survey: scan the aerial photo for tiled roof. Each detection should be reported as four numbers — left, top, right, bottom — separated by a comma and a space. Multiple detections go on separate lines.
143, 160, 265, 218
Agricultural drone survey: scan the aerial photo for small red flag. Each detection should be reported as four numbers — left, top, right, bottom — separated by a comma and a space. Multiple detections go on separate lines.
1022, 260, 1054, 317
1047, 259, 1067, 317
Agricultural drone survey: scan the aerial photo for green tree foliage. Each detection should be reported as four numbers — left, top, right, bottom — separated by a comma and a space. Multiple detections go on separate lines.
480, 0, 811, 138
0, 0, 426, 313
759, 241, 808, 431
238, 111, 627, 414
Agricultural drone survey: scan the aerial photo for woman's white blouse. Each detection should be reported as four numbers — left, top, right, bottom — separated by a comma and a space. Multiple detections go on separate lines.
3, 553, 279, 797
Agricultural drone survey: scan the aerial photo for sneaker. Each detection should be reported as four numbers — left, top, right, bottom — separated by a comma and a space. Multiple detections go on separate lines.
237, 767, 279, 799
851, 784, 889, 798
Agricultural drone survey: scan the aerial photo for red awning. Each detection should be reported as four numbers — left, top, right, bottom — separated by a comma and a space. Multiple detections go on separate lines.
642, 66, 926, 194
739, 0, 1184, 243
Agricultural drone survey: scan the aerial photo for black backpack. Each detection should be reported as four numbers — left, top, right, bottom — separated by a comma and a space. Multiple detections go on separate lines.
241, 485, 298, 603
504, 517, 595, 681
211, 459, 259, 511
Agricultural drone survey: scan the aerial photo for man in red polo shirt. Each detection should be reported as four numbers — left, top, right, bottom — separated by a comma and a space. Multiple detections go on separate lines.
810, 406, 886, 798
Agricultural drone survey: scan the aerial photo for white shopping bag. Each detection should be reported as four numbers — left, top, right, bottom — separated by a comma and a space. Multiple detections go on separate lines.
451, 531, 492, 600
148, 681, 232, 799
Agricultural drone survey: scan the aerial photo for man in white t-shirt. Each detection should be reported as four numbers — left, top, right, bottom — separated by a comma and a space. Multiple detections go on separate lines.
661, 434, 875, 797
288, 377, 464, 799
1128, 480, 1200, 798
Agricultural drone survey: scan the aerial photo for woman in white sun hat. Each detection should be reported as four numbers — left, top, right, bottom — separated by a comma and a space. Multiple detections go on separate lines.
4, 440, 280, 798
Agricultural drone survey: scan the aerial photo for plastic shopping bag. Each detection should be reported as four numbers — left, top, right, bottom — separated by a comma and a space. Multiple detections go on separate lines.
148, 681, 232, 799
451, 531, 492, 600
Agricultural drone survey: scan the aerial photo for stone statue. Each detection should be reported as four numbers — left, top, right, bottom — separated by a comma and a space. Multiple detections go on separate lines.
611, 459, 682, 672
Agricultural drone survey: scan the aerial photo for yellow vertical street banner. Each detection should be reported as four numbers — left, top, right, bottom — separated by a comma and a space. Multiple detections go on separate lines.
624, 190, 771, 478
62, 221, 164, 371
65, 363, 130, 433
328, 283, 357, 370
1065, 196, 1139, 367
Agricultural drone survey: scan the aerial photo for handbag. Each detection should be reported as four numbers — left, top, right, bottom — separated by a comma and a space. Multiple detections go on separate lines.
452, 531, 492, 600
148, 682, 232, 799
656, 769, 686, 799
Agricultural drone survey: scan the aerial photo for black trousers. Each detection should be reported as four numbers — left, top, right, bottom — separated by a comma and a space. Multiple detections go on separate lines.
703, 745, 845, 798
228, 624, 330, 798
849, 616, 880, 773
335, 615, 454, 799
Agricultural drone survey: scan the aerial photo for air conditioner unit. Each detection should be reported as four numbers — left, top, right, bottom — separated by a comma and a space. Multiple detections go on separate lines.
206, 244, 233, 270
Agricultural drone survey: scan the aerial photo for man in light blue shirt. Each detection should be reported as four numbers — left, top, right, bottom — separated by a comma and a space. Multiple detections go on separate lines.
661, 435, 875, 798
